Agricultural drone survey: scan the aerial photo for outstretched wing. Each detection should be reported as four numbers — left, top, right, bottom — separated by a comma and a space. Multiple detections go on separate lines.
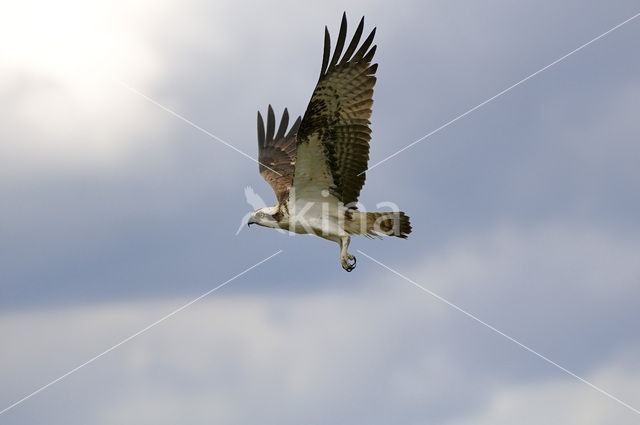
293, 13, 377, 206
257, 105, 301, 204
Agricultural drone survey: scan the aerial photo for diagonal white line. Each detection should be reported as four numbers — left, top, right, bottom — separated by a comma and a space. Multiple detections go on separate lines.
0, 250, 283, 417
362, 10, 640, 175
357, 249, 640, 416
115, 79, 282, 176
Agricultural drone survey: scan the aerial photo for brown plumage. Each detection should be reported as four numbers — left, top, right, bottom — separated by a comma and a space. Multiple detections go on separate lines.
257, 106, 301, 205
295, 13, 377, 207
257, 13, 377, 209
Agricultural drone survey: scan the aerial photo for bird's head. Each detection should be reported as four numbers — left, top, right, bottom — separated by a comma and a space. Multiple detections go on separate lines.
248, 206, 280, 229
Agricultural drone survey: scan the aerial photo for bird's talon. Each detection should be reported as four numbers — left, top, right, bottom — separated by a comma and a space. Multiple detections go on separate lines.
342, 255, 357, 272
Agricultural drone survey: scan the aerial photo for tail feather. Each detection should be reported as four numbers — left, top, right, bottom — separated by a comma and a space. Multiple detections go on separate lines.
364, 211, 412, 238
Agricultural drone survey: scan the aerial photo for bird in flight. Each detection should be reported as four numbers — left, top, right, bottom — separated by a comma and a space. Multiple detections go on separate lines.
248, 13, 411, 271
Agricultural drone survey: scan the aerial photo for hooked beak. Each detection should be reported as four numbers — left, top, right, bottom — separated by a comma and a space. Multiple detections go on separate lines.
247, 216, 257, 228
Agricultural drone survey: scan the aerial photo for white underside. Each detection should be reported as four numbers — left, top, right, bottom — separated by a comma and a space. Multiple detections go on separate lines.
282, 196, 351, 242
280, 196, 356, 271
280, 135, 358, 270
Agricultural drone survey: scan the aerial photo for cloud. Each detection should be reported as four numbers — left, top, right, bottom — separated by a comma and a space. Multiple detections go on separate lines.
0, 0, 226, 175
0, 279, 446, 424
2, 1, 640, 423
446, 347, 640, 425
1, 221, 639, 424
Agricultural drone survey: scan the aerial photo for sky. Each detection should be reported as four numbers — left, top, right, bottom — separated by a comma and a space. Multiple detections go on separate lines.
1, 0, 639, 423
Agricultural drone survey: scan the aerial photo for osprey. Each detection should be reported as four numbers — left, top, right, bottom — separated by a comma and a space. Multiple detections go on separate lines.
248, 13, 411, 271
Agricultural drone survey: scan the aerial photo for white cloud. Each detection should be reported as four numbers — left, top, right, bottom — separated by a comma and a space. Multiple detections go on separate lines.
2, 1, 639, 423
0, 0, 226, 174
0, 281, 446, 424
446, 347, 640, 425
1, 222, 639, 424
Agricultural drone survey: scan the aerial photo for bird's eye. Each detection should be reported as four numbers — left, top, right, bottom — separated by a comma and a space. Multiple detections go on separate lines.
259, 212, 264, 218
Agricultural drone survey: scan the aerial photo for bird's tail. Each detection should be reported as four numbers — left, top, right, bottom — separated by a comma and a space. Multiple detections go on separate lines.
361, 211, 412, 239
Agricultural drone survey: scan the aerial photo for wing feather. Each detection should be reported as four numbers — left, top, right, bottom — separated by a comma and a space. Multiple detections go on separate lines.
294, 14, 377, 206
266, 105, 276, 144
339, 17, 364, 65
275, 108, 289, 140
257, 106, 301, 204
319, 28, 331, 78
328, 12, 347, 70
